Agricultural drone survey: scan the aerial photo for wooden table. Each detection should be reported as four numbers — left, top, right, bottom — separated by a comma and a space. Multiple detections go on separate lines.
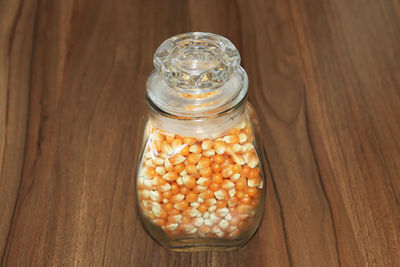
1, 0, 399, 266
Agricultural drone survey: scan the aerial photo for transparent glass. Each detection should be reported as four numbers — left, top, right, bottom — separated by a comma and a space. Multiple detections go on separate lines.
135, 32, 266, 251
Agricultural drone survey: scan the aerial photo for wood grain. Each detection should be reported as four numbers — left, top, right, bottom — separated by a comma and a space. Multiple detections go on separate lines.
0, 0, 399, 266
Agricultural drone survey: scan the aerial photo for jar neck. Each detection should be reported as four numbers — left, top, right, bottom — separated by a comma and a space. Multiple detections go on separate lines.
146, 94, 248, 139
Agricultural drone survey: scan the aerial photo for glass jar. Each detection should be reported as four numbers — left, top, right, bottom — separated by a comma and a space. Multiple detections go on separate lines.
136, 32, 266, 251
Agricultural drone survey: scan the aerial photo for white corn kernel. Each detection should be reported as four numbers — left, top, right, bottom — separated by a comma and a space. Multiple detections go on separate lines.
239, 133, 248, 144
226, 225, 237, 233
225, 214, 232, 221
231, 173, 240, 182
149, 191, 161, 202
151, 202, 162, 216
155, 166, 166, 175
185, 207, 201, 217
203, 211, 210, 219
229, 188, 237, 197
210, 213, 220, 223
176, 177, 184, 186
208, 205, 217, 213
216, 208, 230, 217
232, 153, 245, 165
218, 219, 229, 230
238, 120, 246, 129
145, 159, 155, 167
203, 149, 215, 157
197, 197, 204, 203
193, 217, 204, 227
212, 226, 224, 237
190, 202, 200, 208
153, 157, 164, 166
248, 178, 261, 187
231, 144, 242, 152
197, 177, 210, 186
204, 219, 213, 227
166, 223, 178, 231
214, 190, 227, 200
248, 156, 259, 168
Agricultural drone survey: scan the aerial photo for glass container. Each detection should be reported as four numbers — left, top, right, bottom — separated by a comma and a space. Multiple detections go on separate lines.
136, 32, 266, 251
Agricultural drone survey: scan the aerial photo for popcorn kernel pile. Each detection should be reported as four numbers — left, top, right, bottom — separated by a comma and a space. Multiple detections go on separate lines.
137, 119, 263, 239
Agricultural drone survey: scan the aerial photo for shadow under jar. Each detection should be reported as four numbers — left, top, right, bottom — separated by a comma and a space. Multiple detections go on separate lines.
136, 32, 266, 251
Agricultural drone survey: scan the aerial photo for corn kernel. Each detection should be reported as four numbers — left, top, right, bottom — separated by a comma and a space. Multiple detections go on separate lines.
170, 154, 185, 165
218, 219, 229, 230
189, 144, 202, 153
203, 149, 215, 157
170, 193, 185, 203
157, 183, 171, 192
214, 189, 227, 200
202, 139, 214, 150
214, 141, 226, 154
187, 153, 202, 165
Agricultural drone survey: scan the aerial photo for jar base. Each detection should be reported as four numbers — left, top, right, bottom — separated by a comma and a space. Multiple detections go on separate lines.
161, 238, 250, 252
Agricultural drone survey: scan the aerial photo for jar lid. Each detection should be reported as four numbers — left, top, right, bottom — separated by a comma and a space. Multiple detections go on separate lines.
146, 32, 248, 118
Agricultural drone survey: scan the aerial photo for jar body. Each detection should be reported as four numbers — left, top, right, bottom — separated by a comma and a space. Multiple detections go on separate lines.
135, 103, 266, 251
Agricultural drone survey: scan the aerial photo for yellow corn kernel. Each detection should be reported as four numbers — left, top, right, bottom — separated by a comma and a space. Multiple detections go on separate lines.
189, 144, 202, 153
182, 175, 196, 188
163, 171, 178, 181
170, 193, 185, 203
202, 139, 214, 150
231, 153, 245, 165
204, 198, 217, 206
187, 153, 202, 165
157, 182, 171, 192
214, 141, 226, 154
171, 138, 183, 149
169, 154, 185, 165
221, 165, 233, 178
155, 166, 166, 175
183, 137, 196, 145
196, 177, 210, 187
221, 180, 235, 190
248, 154, 259, 168
203, 149, 215, 157
174, 200, 188, 211
164, 158, 174, 172
161, 141, 173, 155
222, 135, 239, 144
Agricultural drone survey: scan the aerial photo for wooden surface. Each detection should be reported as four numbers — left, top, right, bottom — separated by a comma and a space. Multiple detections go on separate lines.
1, 0, 399, 266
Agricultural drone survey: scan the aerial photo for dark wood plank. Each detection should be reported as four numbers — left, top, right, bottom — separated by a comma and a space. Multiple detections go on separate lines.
0, 0, 399, 266
0, 0, 37, 259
